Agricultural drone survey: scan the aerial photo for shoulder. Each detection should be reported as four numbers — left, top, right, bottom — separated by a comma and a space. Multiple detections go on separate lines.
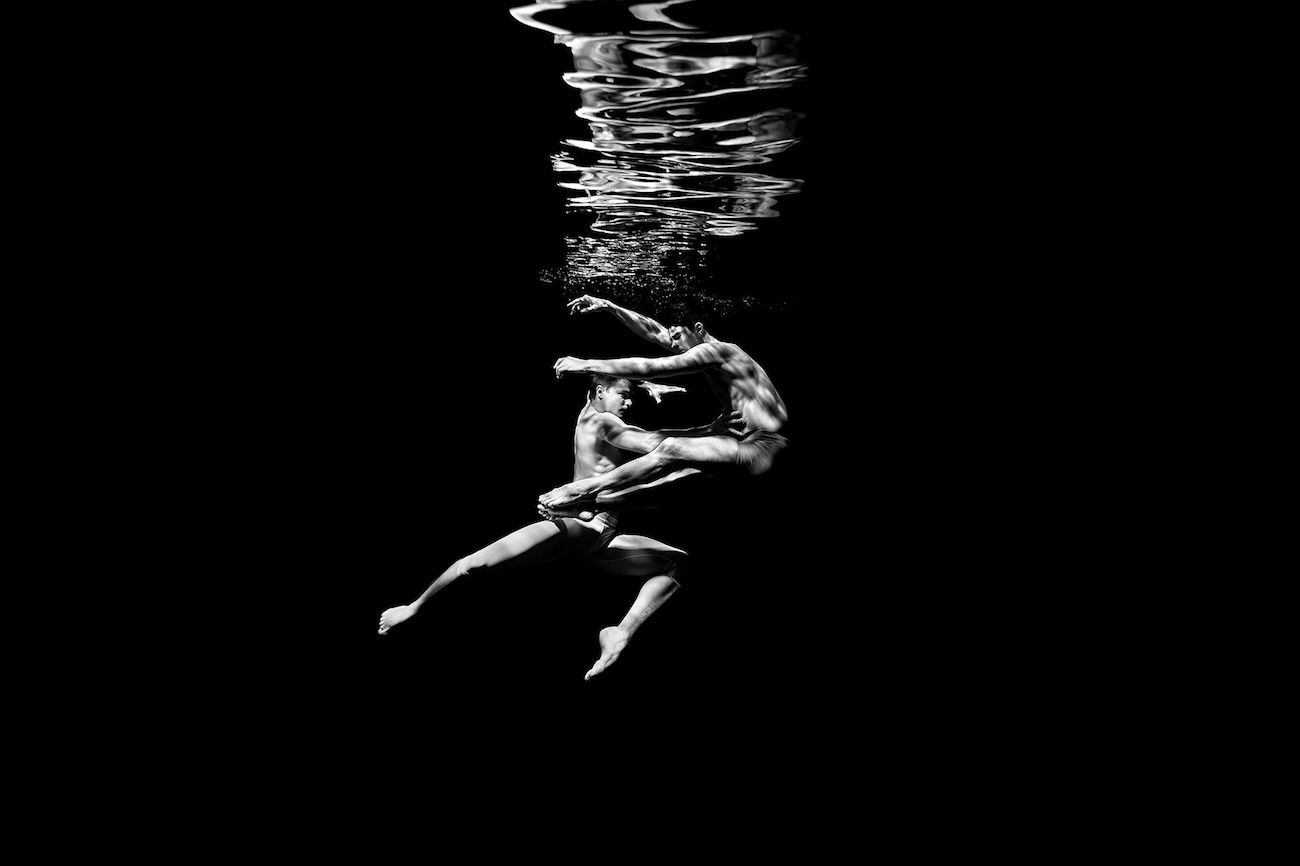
590, 411, 625, 431
698, 341, 738, 362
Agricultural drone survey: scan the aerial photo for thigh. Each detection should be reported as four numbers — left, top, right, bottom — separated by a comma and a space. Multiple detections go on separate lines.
669, 434, 740, 465
587, 534, 688, 577
462, 519, 597, 572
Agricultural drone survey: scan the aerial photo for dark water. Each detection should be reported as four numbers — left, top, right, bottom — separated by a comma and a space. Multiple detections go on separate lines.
182, 3, 1043, 802
239, 3, 842, 753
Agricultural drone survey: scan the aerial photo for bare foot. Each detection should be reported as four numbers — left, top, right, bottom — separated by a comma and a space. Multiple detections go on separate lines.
538, 480, 596, 509
378, 605, 417, 635
592, 467, 703, 508
537, 502, 596, 522
584, 626, 630, 681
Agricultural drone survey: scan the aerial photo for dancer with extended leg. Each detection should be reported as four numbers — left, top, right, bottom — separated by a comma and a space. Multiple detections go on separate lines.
539, 296, 789, 510
378, 374, 727, 679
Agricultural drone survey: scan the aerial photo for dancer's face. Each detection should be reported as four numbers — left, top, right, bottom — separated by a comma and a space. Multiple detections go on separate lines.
597, 383, 633, 417
667, 324, 704, 353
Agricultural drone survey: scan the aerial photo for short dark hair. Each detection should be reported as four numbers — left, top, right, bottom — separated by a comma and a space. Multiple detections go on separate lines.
588, 374, 631, 400
660, 299, 708, 333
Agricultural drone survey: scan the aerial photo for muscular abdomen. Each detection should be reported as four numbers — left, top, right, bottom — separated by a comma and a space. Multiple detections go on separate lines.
732, 370, 787, 432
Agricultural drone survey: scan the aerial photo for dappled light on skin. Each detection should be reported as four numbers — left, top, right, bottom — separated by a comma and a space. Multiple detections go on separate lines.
512, 0, 806, 295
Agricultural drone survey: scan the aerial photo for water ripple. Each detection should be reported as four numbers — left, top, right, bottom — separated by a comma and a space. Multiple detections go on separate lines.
513, 0, 807, 300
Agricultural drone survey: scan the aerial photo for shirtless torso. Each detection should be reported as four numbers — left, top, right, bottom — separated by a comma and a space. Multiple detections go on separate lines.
572, 403, 633, 486
541, 299, 791, 508
377, 377, 688, 681
695, 342, 787, 435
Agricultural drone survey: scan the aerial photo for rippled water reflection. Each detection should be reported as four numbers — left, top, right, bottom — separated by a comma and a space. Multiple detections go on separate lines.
512, 0, 807, 308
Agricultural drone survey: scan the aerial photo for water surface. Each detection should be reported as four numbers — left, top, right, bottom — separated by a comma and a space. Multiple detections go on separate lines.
512, 0, 809, 316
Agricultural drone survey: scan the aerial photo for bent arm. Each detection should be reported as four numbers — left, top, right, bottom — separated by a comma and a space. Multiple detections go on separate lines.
569, 295, 673, 348
606, 302, 674, 350
599, 415, 671, 454
598, 412, 732, 454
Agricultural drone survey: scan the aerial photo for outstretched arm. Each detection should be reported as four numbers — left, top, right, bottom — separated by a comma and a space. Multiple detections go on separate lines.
554, 343, 727, 380
595, 409, 744, 454
568, 295, 674, 350
595, 415, 673, 455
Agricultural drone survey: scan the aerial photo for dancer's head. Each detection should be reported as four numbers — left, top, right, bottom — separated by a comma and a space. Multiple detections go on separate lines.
666, 322, 710, 353
662, 300, 712, 353
589, 374, 633, 417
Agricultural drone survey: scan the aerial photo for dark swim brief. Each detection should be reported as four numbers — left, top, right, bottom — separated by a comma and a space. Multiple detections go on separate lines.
588, 511, 620, 551
734, 429, 789, 476
550, 510, 620, 553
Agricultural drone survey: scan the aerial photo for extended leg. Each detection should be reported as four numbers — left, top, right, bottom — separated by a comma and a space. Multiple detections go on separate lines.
539, 435, 739, 509
378, 518, 598, 634
583, 534, 688, 680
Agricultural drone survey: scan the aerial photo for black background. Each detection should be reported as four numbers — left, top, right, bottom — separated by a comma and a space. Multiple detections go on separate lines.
115, 1, 1087, 829
208, 3, 891, 766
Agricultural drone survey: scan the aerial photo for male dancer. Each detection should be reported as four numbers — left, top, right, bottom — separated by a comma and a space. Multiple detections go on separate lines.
378, 374, 733, 680
539, 295, 789, 511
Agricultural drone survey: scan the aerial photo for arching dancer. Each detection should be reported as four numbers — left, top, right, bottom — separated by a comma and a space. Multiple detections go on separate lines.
378, 373, 736, 680
539, 295, 789, 511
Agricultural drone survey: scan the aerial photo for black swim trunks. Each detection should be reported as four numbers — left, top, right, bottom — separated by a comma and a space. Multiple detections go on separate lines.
550, 510, 620, 553
587, 511, 620, 551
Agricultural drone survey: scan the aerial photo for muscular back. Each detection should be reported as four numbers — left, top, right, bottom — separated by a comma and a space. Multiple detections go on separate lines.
710, 342, 788, 434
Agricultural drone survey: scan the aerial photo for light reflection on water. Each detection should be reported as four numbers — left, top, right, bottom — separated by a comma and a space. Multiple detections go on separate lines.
512, 0, 807, 312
